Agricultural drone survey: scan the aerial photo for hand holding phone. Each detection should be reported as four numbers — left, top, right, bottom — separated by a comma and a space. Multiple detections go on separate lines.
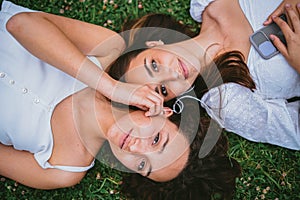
250, 14, 287, 59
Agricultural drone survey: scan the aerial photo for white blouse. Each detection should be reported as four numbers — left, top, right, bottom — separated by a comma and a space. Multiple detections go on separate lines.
190, 0, 300, 150
0, 1, 101, 172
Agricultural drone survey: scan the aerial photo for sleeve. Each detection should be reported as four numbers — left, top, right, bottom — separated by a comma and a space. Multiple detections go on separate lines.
190, 0, 216, 22
201, 83, 300, 150
0, 1, 37, 32
87, 56, 103, 70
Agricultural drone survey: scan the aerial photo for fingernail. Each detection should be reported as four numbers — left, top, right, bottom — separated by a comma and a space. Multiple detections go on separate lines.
269, 35, 275, 41
297, 3, 300, 8
285, 3, 291, 8
272, 15, 277, 19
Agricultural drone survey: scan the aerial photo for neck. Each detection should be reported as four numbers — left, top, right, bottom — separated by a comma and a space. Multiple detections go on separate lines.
195, 22, 225, 62
73, 88, 122, 155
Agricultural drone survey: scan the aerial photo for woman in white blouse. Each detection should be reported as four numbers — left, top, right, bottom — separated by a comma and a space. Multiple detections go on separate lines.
108, 0, 300, 150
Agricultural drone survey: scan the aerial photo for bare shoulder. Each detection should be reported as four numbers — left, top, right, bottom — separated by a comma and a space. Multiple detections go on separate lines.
50, 91, 94, 169
204, 0, 241, 21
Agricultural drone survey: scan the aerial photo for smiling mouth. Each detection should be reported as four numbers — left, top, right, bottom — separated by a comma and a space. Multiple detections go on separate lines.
178, 58, 189, 79
120, 129, 133, 149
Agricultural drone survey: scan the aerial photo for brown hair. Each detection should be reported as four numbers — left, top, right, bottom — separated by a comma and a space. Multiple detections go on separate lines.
194, 50, 256, 98
107, 13, 242, 199
121, 100, 241, 200
121, 13, 197, 47
106, 13, 197, 78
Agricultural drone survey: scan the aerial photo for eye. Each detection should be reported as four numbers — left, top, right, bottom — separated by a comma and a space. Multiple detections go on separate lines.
138, 160, 146, 171
151, 60, 158, 72
152, 133, 160, 145
161, 84, 168, 96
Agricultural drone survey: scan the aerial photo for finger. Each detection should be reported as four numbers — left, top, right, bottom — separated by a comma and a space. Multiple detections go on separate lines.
145, 97, 163, 116
145, 104, 156, 117
272, 14, 293, 37
285, 3, 300, 33
270, 34, 288, 57
147, 91, 163, 105
139, 92, 162, 109
141, 97, 160, 116
145, 104, 163, 117
154, 104, 163, 116
135, 105, 148, 111
264, 2, 285, 25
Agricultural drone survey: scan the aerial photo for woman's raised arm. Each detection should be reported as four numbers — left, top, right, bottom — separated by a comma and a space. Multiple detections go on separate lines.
6, 12, 163, 115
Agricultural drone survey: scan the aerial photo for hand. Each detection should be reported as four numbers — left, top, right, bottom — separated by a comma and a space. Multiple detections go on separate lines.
270, 4, 300, 74
110, 81, 164, 116
264, 0, 300, 25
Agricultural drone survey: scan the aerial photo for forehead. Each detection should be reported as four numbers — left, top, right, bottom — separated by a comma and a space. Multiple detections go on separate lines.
128, 48, 171, 68
146, 130, 190, 181
148, 140, 190, 182
125, 48, 174, 86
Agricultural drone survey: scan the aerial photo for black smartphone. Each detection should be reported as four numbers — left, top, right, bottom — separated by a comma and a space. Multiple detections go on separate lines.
250, 14, 287, 59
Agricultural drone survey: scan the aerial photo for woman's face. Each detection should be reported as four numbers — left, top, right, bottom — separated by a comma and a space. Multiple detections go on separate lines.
125, 44, 201, 100
106, 110, 190, 182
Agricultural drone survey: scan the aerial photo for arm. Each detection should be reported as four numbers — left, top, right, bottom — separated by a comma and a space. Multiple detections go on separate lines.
202, 84, 300, 150
6, 12, 163, 115
0, 143, 85, 189
264, 0, 300, 25
190, 0, 216, 22
270, 4, 300, 74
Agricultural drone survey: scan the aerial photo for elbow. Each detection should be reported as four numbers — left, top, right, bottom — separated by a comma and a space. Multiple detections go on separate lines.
104, 32, 125, 57
109, 33, 126, 60
37, 171, 86, 190
115, 33, 126, 54
54, 174, 83, 189
6, 12, 31, 35
47, 171, 86, 189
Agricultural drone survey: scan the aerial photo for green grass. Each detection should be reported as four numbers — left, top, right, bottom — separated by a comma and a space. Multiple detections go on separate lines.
0, 0, 299, 199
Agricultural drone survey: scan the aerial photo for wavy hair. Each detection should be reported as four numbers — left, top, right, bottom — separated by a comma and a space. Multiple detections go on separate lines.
107, 13, 244, 199
106, 13, 197, 77
121, 106, 241, 200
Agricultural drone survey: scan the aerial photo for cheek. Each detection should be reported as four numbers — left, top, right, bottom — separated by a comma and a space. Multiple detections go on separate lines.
110, 145, 139, 172
126, 72, 150, 84
166, 80, 191, 97
126, 63, 150, 84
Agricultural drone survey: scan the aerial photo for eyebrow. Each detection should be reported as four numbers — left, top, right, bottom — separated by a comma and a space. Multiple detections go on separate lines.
159, 133, 169, 154
145, 134, 169, 178
146, 165, 152, 177
143, 58, 153, 77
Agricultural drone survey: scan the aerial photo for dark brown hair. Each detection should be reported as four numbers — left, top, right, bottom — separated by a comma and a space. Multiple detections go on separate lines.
107, 13, 243, 199
121, 13, 197, 47
106, 13, 197, 78
121, 100, 241, 200
194, 50, 256, 98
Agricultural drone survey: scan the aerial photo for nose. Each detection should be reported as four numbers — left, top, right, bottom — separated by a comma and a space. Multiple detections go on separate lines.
159, 66, 182, 81
128, 136, 155, 154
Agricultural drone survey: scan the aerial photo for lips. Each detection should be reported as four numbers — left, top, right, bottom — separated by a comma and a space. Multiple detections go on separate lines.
178, 58, 189, 79
120, 129, 133, 149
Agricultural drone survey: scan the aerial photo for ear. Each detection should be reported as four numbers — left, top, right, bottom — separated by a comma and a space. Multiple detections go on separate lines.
162, 107, 173, 117
145, 40, 165, 47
